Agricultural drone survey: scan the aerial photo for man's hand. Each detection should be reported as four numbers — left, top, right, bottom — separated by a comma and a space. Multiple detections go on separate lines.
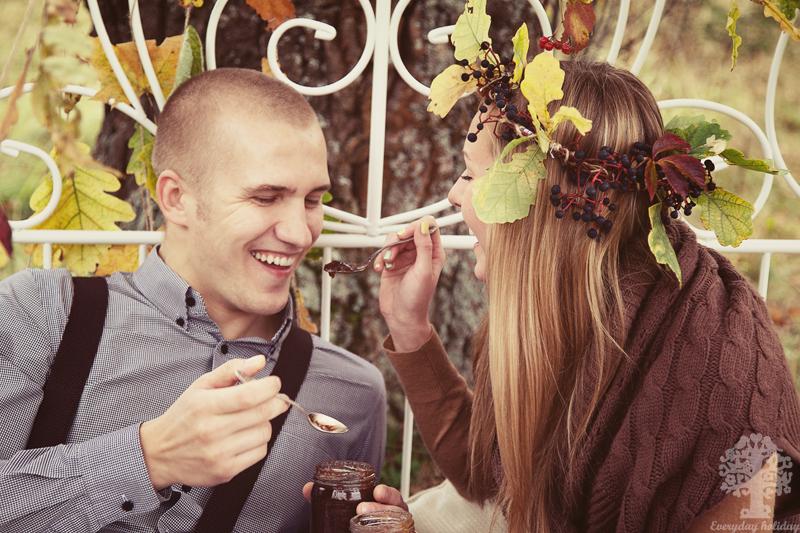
302, 482, 409, 514
140, 355, 288, 490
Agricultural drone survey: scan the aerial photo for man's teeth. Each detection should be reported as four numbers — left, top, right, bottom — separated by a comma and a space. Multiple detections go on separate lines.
252, 252, 294, 267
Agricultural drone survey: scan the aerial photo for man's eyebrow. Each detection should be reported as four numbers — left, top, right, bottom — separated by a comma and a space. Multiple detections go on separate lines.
244, 183, 331, 195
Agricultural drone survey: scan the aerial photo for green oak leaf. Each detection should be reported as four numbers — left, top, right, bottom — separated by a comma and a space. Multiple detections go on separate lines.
126, 124, 157, 199
720, 148, 783, 174
174, 25, 204, 90
727, 1, 742, 70
511, 23, 529, 84
472, 137, 544, 224
451, 0, 492, 64
696, 187, 754, 247
664, 114, 732, 157
648, 203, 682, 286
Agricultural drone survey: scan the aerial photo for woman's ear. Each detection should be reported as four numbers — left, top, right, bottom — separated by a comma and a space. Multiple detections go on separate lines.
156, 170, 192, 228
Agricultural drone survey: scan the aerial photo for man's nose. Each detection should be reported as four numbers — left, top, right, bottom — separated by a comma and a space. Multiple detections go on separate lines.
275, 203, 314, 249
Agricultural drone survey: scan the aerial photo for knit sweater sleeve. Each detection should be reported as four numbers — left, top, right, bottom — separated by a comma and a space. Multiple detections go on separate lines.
382, 329, 475, 497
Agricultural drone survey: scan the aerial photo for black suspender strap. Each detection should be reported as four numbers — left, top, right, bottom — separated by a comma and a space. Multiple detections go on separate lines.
26, 277, 109, 449
194, 325, 314, 533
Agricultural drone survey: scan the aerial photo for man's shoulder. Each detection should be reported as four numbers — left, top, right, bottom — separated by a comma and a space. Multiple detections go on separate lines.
308, 335, 386, 396
0, 268, 74, 310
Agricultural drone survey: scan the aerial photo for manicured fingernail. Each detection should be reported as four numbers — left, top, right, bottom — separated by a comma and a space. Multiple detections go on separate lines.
383, 250, 392, 261
373, 260, 381, 271
385, 261, 394, 270
421, 220, 430, 235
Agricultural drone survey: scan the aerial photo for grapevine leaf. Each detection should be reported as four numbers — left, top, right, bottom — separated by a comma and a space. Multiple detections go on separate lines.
451, 0, 492, 63
520, 52, 564, 130
511, 23, 529, 84
652, 132, 691, 158
720, 148, 783, 174
645, 160, 659, 201
28, 144, 136, 275
696, 187, 754, 247
658, 160, 690, 197
127, 124, 158, 199
727, 1, 743, 70
563, 0, 596, 52
648, 203, 682, 286
90, 36, 182, 104
758, 0, 800, 41
665, 115, 732, 157
550, 105, 592, 135
0, 208, 12, 260
174, 25, 204, 90
245, 0, 296, 31
427, 64, 478, 118
472, 138, 545, 224
95, 245, 142, 276
659, 154, 706, 188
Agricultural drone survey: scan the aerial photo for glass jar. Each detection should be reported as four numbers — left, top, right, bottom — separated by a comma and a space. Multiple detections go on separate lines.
310, 460, 376, 533
350, 510, 416, 532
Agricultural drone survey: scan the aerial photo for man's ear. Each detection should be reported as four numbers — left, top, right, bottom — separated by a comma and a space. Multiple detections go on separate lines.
156, 170, 193, 228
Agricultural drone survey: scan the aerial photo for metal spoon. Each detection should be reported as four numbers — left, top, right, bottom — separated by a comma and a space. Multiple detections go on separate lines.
234, 369, 349, 434
323, 226, 440, 277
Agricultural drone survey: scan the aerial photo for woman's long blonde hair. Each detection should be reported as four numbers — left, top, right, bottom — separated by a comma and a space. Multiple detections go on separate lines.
467, 62, 664, 532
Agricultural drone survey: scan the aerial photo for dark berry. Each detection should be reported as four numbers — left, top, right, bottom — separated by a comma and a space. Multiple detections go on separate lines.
636, 154, 645, 163
480, 41, 490, 50
476, 122, 484, 130
586, 186, 597, 197
575, 150, 586, 160
581, 212, 592, 222
479, 105, 488, 113
587, 228, 598, 239
467, 132, 478, 143
608, 203, 617, 211
555, 210, 565, 219
507, 104, 517, 114
598, 150, 610, 160
472, 71, 482, 79
461, 73, 470, 82
670, 210, 680, 219
496, 99, 506, 109
551, 184, 561, 194
704, 159, 715, 171
550, 195, 561, 207
599, 181, 610, 192
707, 182, 717, 191
481, 59, 490, 68
602, 197, 610, 206
458, 59, 469, 67
572, 211, 581, 221
484, 97, 492, 105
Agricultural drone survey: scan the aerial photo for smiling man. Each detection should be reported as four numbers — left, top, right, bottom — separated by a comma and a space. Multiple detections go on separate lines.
0, 68, 386, 533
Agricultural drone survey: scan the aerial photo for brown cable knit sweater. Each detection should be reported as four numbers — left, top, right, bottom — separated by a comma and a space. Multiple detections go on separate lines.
384, 222, 800, 532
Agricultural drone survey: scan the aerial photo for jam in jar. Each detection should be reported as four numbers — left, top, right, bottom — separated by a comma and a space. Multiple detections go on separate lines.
349, 510, 416, 532
311, 460, 376, 533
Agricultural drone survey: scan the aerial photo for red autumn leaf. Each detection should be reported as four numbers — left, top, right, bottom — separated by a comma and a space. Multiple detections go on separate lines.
645, 160, 659, 201
245, 0, 296, 31
652, 132, 691, 159
0, 208, 12, 258
658, 160, 690, 197
659, 154, 706, 188
563, 1, 596, 52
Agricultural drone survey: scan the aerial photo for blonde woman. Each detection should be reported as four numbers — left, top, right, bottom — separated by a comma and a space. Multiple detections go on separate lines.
366, 60, 800, 532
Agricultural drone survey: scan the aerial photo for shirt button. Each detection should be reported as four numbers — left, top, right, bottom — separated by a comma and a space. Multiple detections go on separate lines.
185, 296, 196, 307
176, 317, 185, 327
220, 344, 229, 354
121, 499, 134, 512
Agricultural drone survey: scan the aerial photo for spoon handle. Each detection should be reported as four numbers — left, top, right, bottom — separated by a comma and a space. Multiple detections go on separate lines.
277, 393, 307, 415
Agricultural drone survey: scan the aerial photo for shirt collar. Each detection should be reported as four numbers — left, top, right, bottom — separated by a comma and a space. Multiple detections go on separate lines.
132, 247, 294, 346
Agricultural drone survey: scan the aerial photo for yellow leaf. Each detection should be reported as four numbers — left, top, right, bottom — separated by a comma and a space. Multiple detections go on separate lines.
520, 52, 564, 131
550, 105, 592, 136
759, 0, 800, 40
451, 0, 492, 63
127, 124, 157, 198
727, 1, 743, 70
246, 0, 296, 31
0, 246, 8, 269
90, 36, 183, 105
261, 57, 273, 76
95, 245, 144, 276
511, 23, 529, 84
427, 64, 478, 118
28, 144, 136, 275
293, 283, 318, 334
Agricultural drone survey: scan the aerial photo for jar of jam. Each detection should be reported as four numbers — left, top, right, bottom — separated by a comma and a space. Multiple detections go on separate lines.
349, 510, 416, 532
311, 460, 376, 533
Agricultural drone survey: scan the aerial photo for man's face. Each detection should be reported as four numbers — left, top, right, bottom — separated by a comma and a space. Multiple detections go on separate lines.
184, 117, 330, 319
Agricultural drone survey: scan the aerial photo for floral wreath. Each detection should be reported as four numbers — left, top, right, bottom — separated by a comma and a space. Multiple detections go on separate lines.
428, 0, 784, 286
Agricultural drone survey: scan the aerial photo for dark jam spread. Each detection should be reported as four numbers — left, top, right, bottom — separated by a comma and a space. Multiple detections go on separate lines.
311, 460, 376, 533
349, 510, 416, 532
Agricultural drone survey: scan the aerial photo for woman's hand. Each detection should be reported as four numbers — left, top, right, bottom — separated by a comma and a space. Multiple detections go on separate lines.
374, 216, 445, 352
302, 482, 409, 514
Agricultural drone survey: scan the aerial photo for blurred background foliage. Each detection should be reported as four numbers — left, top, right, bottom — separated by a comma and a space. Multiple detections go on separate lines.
0, 0, 798, 492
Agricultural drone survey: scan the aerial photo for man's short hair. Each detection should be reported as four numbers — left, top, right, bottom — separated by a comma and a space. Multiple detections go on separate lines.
151, 68, 317, 187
